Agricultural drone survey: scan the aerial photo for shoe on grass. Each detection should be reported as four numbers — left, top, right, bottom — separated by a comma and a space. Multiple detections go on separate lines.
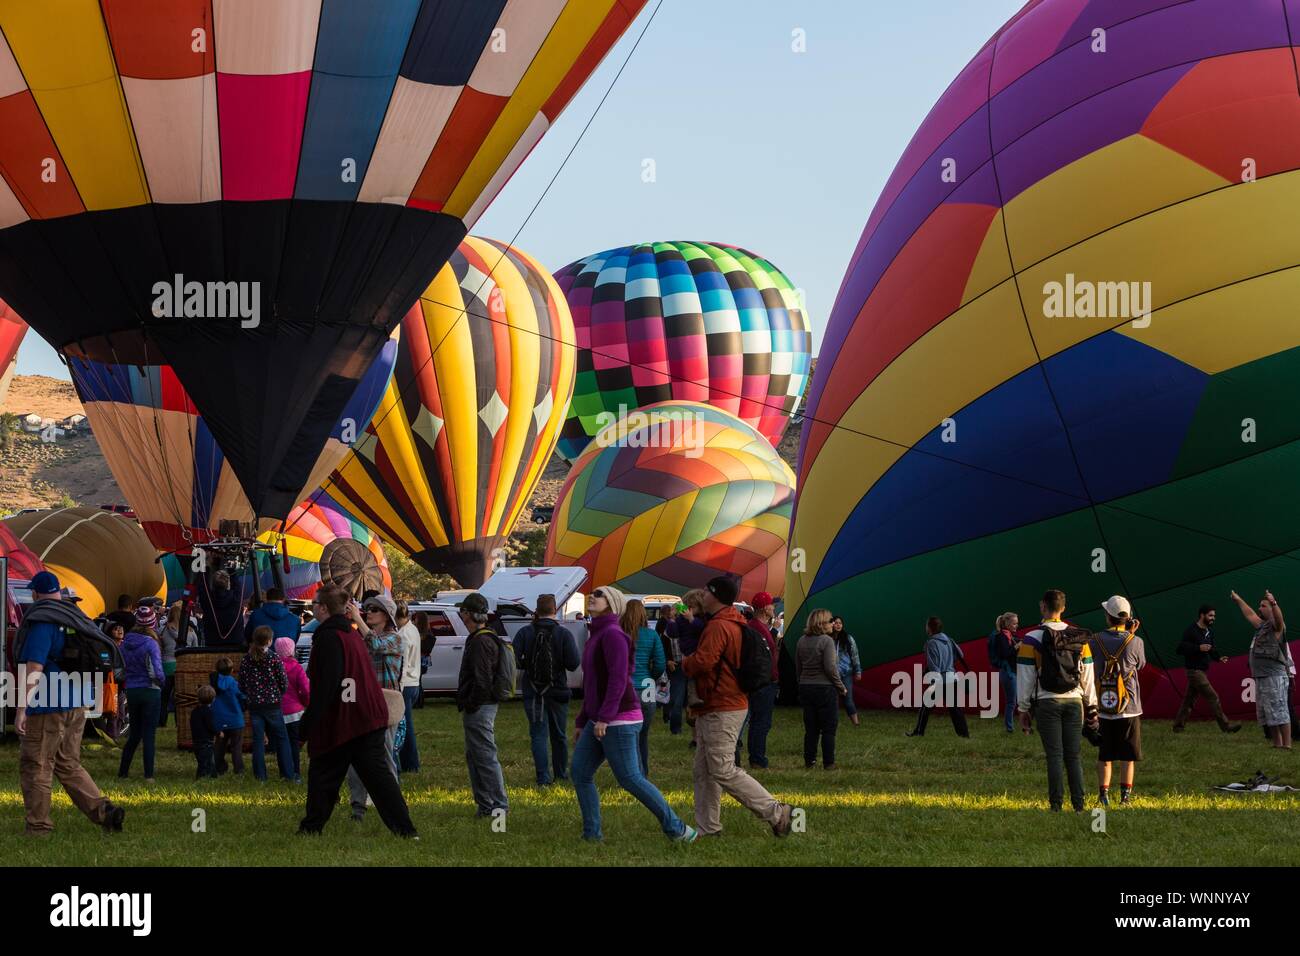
1224, 723, 1242, 733
771, 802, 794, 838
674, 825, 699, 843
101, 803, 125, 834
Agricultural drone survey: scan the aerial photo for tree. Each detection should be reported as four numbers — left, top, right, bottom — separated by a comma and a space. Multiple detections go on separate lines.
385, 550, 452, 603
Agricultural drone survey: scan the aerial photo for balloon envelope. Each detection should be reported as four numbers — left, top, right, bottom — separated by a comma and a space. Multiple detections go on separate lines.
328, 236, 576, 587
545, 401, 793, 598
0, 298, 25, 409
788, 0, 1300, 716
554, 241, 812, 462
0, 0, 646, 520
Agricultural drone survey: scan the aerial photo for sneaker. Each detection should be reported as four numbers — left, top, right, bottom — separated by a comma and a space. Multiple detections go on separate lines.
905, 729, 923, 737
1120, 790, 1132, 806
101, 803, 125, 834
1098, 790, 1110, 807
1224, 723, 1243, 733
365, 795, 374, 808
674, 825, 699, 844
771, 802, 794, 838
1049, 804, 1062, 812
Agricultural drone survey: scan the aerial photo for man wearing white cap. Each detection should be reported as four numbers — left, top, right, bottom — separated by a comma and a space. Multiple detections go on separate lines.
1091, 596, 1146, 807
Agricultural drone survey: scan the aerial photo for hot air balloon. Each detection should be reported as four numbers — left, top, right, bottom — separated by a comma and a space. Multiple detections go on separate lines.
788, 0, 1300, 719
3, 508, 165, 617
0, 0, 646, 526
554, 241, 813, 463
545, 401, 793, 598
162, 491, 390, 602
0, 297, 25, 410
327, 236, 575, 587
0, 521, 42, 581
67, 330, 396, 552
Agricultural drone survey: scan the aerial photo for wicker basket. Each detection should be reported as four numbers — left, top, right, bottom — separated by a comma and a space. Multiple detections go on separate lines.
174, 648, 254, 751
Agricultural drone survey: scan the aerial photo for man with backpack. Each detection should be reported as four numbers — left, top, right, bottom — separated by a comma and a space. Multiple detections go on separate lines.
682, 576, 794, 837
1017, 589, 1098, 812
513, 593, 580, 785
456, 592, 511, 819
1091, 596, 1147, 806
15, 571, 126, 835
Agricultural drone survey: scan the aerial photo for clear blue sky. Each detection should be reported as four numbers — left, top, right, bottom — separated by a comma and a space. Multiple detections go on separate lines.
15, 0, 1025, 380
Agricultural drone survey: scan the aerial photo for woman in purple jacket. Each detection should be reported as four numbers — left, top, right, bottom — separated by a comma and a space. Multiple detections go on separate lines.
571, 586, 696, 843
119, 605, 166, 780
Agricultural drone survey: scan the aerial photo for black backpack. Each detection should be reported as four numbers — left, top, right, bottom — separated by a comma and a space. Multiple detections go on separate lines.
735, 620, 774, 693
1037, 624, 1092, 693
14, 619, 123, 682
525, 620, 559, 695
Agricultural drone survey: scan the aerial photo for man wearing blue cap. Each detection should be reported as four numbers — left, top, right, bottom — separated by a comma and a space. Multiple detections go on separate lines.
15, 571, 125, 835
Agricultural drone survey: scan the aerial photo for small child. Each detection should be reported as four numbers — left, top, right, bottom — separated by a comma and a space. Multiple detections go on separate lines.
209, 656, 247, 775
275, 637, 310, 781
192, 684, 218, 778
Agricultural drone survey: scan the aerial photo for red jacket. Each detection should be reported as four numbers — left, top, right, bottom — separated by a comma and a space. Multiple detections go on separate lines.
683, 605, 750, 714
299, 615, 387, 756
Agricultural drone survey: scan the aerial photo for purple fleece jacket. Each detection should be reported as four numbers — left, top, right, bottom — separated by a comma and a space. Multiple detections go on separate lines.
575, 614, 640, 728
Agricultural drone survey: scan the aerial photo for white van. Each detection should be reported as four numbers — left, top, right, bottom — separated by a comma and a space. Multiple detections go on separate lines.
414, 566, 590, 698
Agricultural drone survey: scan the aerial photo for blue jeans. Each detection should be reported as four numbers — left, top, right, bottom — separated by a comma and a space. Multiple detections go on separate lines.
999, 670, 1016, 731
666, 667, 686, 734
463, 704, 508, 814
399, 686, 421, 771
746, 684, 778, 767
840, 672, 858, 716
119, 688, 161, 778
638, 698, 656, 774
570, 722, 686, 841
524, 691, 570, 784
250, 705, 295, 781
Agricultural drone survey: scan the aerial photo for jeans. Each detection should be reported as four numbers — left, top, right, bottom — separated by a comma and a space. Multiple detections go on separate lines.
349, 725, 398, 816
840, 673, 858, 716
119, 687, 161, 778
638, 698, 656, 775
665, 667, 686, 734
524, 691, 570, 784
800, 684, 838, 767
249, 705, 295, 781
1035, 697, 1085, 810
284, 718, 303, 777
159, 663, 177, 727
746, 684, 778, 767
463, 704, 508, 814
398, 686, 421, 772
571, 721, 686, 841
999, 669, 1016, 731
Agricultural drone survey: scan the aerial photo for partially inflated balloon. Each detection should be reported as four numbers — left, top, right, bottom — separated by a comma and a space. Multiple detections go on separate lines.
328, 237, 575, 587
0, 298, 25, 409
545, 401, 793, 597
68, 332, 396, 552
554, 241, 812, 462
3, 508, 165, 617
0, 521, 42, 581
0, 0, 646, 520
789, 0, 1300, 718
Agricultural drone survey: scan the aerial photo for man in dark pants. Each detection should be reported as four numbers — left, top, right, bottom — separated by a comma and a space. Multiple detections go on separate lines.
745, 592, 781, 768
297, 586, 416, 838
1173, 604, 1241, 733
907, 618, 970, 738
513, 593, 580, 785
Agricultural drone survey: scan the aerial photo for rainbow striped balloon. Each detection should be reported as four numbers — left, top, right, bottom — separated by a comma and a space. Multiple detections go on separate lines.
546, 401, 793, 598
554, 242, 812, 462
790, 0, 1300, 701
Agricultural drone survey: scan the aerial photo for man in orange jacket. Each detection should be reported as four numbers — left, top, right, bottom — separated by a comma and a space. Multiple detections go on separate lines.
683, 576, 794, 837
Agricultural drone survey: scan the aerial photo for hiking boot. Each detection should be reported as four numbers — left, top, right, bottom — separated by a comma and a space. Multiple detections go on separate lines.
1224, 723, 1243, 733
101, 803, 125, 834
771, 802, 794, 838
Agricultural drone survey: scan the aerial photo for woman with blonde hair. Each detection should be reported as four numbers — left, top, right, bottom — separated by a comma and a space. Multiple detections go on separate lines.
988, 611, 1020, 733
796, 608, 847, 769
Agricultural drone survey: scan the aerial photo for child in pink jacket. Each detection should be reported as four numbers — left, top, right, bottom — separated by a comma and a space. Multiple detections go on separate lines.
275, 637, 310, 780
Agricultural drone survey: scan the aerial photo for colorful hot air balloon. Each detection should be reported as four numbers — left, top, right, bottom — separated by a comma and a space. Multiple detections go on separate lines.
68, 332, 396, 552
545, 401, 793, 598
788, 0, 1300, 718
327, 236, 575, 587
3, 508, 165, 617
554, 241, 813, 463
0, 297, 25, 409
0, 521, 43, 581
0, 0, 647, 523
162, 490, 390, 602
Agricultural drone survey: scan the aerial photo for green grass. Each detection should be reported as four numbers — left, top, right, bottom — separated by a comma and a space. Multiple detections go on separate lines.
3, 703, 1300, 866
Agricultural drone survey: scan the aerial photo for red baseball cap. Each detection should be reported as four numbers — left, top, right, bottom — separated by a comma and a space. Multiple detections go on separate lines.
751, 591, 774, 610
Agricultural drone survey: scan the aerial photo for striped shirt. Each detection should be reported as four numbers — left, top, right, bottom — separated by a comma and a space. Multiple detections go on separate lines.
1016, 621, 1098, 713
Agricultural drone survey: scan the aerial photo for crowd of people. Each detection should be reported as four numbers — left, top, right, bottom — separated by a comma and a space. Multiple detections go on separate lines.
11, 564, 1293, 839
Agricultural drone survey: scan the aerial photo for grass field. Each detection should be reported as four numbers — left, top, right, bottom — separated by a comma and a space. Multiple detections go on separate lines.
2, 701, 1299, 866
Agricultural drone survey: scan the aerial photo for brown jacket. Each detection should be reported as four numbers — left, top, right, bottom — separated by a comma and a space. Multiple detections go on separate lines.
683, 605, 749, 714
